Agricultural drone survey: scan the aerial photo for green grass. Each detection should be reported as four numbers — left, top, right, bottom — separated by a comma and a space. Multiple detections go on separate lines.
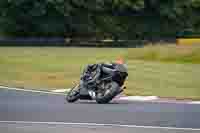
128, 44, 200, 64
0, 47, 127, 89
0, 46, 200, 99
126, 60, 200, 99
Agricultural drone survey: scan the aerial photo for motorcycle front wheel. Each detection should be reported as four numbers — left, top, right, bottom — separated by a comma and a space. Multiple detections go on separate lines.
66, 84, 80, 103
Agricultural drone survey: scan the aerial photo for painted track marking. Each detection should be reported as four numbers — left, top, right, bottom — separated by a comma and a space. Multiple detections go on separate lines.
0, 121, 199, 131
0, 86, 65, 95
119, 96, 158, 101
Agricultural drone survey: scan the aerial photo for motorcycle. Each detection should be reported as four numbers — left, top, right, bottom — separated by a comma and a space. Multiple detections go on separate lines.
66, 63, 128, 104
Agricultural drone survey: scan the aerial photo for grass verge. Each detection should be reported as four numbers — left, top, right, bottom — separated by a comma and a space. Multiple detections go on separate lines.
0, 46, 200, 99
128, 44, 200, 64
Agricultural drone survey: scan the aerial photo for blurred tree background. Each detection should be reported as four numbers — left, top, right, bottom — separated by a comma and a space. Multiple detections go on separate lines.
0, 0, 200, 39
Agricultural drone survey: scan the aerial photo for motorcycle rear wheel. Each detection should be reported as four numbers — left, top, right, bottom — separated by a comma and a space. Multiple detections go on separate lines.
96, 81, 120, 104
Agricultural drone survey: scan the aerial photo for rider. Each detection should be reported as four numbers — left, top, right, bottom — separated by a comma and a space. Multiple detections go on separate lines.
101, 57, 127, 74
82, 57, 127, 85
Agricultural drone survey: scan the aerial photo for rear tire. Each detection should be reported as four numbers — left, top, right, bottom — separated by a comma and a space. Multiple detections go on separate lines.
66, 84, 80, 103
96, 82, 120, 104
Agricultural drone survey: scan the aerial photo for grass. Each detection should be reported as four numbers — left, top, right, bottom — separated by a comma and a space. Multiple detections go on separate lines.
0, 47, 127, 89
126, 60, 200, 99
127, 44, 200, 64
0, 45, 200, 99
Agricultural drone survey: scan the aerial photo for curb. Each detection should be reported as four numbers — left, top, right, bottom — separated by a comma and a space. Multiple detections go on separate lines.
118, 96, 200, 104
118, 96, 158, 101
51, 89, 70, 93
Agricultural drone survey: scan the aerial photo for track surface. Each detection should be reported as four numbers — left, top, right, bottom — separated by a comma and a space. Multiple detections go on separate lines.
0, 88, 200, 133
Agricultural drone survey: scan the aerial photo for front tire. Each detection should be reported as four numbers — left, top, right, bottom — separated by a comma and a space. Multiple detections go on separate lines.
96, 82, 120, 104
66, 84, 80, 103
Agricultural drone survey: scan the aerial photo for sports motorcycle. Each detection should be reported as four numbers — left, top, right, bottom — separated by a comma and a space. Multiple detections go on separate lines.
66, 63, 128, 104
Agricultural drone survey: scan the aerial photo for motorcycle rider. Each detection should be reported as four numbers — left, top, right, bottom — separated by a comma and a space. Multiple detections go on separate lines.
82, 57, 127, 87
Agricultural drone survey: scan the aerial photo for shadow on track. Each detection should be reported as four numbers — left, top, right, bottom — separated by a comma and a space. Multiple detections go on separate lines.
64, 99, 133, 105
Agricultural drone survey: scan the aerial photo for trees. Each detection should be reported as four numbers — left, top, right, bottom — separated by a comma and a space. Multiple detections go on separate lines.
0, 0, 65, 37
0, 0, 199, 39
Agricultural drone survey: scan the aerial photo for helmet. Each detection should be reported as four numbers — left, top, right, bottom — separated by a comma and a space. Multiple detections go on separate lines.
114, 57, 128, 72
115, 57, 124, 64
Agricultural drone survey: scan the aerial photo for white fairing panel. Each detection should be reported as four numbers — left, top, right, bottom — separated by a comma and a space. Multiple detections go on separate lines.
88, 90, 96, 99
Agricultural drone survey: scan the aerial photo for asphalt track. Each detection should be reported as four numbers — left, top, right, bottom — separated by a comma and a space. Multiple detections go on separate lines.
0, 87, 200, 133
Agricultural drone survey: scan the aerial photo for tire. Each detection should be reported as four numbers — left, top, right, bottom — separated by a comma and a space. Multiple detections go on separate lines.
66, 84, 80, 103
96, 81, 120, 104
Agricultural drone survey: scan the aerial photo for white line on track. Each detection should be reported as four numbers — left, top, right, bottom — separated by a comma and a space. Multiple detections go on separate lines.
119, 96, 158, 101
0, 86, 65, 95
51, 89, 70, 93
188, 101, 200, 104
0, 121, 199, 131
